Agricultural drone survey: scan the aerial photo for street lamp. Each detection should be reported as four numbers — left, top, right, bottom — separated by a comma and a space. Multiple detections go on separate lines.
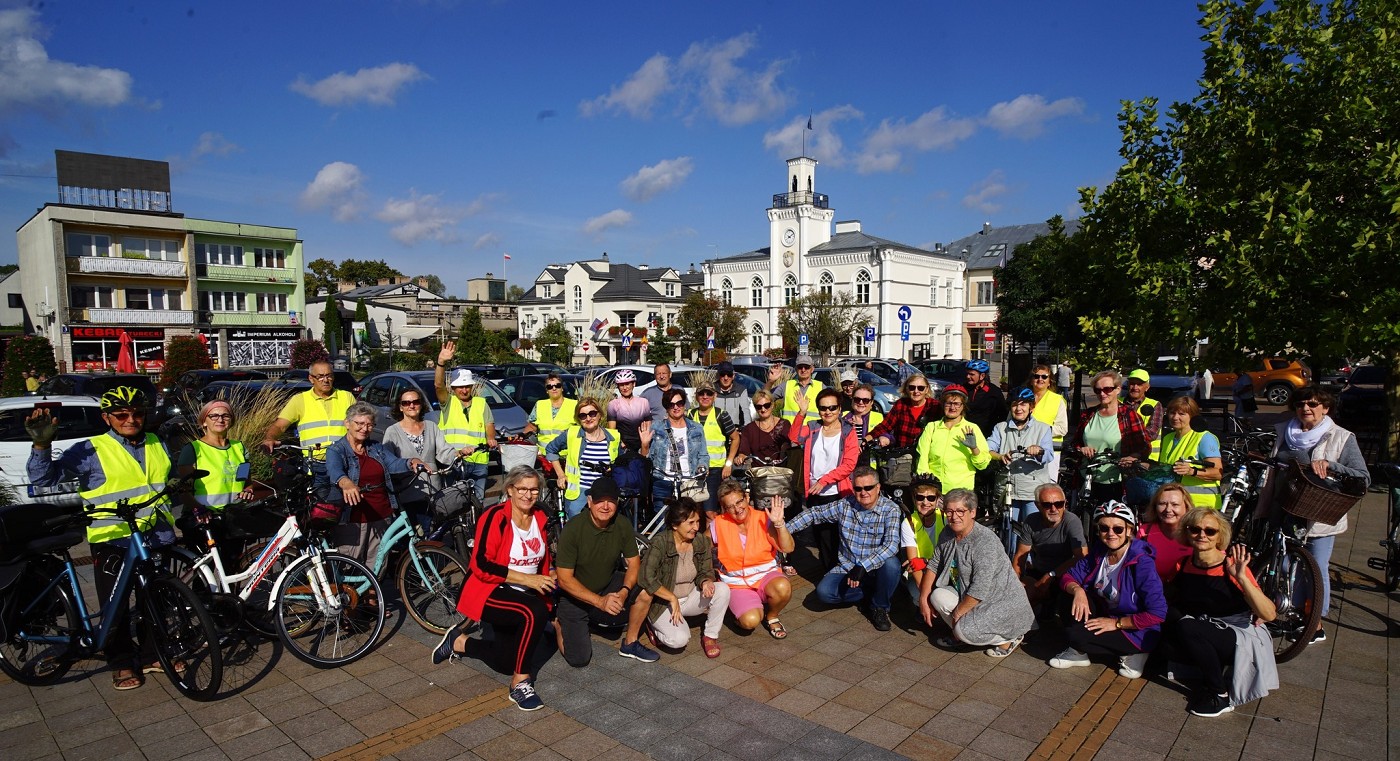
386, 315, 395, 369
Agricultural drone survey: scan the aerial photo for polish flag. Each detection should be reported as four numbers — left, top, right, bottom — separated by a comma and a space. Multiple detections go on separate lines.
503, 253, 512, 260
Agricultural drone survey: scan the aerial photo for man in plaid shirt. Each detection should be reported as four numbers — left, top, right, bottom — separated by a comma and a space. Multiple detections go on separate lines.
787, 466, 903, 632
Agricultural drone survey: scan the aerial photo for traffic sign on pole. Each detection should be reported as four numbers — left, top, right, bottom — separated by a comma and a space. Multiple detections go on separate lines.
798, 333, 809, 348
897, 305, 912, 322
900, 321, 910, 341
621, 335, 632, 349
706, 337, 715, 350
582, 341, 590, 352
864, 326, 876, 342
983, 328, 997, 344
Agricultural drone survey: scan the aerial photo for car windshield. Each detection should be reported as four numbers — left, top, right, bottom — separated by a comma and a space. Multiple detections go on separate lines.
0, 405, 106, 442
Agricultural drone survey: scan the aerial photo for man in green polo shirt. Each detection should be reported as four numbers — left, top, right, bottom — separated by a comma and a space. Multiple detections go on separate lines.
554, 476, 656, 666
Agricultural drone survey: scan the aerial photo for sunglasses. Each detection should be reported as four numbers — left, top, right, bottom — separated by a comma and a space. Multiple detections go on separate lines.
1294, 400, 1323, 409
106, 410, 147, 421
852, 484, 878, 493
1096, 524, 1127, 536
754, 402, 772, 411
817, 404, 840, 412
579, 410, 600, 420
1095, 387, 1118, 394
545, 383, 563, 390
914, 494, 941, 502
1037, 500, 1067, 509
400, 400, 422, 407
1187, 525, 1220, 537
853, 397, 873, 403
719, 372, 734, 377
697, 390, 715, 397
666, 401, 687, 408
310, 374, 334, 381
1031, 374, 1050, 379
907, 385, 927, 391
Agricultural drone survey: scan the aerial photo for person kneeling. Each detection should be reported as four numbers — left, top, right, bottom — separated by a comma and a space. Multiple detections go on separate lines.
554, 476, 657, 665
787, 466, 903, 631
639, 499, 731, 658
920, 489, 1034, 657
711, 479, 795, 639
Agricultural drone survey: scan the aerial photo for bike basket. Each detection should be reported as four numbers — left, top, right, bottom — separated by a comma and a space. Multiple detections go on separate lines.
431, 482, 473, 520
0, 503, 85, 560
1282, 462, 1366, 525
879, 453, 914, 488
750, 466, 794, 498
500, 443, 538, 472
308, 500, 346, 528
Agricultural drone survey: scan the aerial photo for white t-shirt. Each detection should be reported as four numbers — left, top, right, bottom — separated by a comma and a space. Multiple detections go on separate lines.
810, 429, 841, 496
507, 519, 545, 591
1092, 551, 1127, 607
670, 425, 693, 478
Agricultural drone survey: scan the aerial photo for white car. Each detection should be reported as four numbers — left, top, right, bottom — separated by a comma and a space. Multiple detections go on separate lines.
0, 395, 104, 507
590, 364, 706, 408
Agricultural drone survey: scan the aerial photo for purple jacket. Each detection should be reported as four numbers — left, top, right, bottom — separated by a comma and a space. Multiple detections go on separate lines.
1060, 537, 1167, 650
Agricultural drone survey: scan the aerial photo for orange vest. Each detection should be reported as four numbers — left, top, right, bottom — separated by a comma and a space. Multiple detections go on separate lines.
711, 511, 779, 588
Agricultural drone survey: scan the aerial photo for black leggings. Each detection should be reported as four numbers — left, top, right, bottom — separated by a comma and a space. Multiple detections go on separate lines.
479, 585, 549, 676
92, 541, 156, 666
1167, 615, 1235, 694
1059, 594, 1145, 657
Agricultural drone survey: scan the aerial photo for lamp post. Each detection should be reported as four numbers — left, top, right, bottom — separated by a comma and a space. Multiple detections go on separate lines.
386, 315, 395, 370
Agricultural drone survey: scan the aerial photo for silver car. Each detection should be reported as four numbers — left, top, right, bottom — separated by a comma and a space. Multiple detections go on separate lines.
355, 370, 527, 442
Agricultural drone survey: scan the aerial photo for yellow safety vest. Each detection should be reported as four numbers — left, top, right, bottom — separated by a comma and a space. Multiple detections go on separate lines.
782, 380, 825, 423
293, 389, 354, 457
532, 398, 577, 454
81, 434, 173, 544
1032, 390, 1066, 444
191, 440, 246, 510
561, 425, 621, 499
1159, 430, 1221, 509
908, 509, 943, 560
688, 408, 728, 468
442, 395, 490, 464
1134, 398, 1161, 459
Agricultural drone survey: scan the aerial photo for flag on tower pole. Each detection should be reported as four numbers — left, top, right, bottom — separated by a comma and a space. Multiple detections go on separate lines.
802, 111, 813, 156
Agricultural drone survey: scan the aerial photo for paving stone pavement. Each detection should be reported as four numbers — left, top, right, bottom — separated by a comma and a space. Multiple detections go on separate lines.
3, 484, 1395, 760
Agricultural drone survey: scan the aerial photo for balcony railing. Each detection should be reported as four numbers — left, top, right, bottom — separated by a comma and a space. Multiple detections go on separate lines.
66, 256, 187, 279
772, 191, 829, 210
209, 312, 294, 327
196, 263, 297, 284
70, 307, 195, 325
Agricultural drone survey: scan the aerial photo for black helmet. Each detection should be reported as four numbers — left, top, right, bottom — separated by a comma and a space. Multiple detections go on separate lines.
99, 385, 149, 412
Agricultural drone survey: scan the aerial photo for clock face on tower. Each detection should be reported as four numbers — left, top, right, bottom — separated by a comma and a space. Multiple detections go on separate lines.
782, 228, 796, 247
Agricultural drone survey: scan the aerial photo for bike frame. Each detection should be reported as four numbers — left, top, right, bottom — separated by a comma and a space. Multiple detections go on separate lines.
183, 511, 303, 607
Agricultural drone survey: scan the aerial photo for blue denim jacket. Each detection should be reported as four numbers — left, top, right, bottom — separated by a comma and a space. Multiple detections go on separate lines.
649, 419, 709, 481
325, 437, 414, 513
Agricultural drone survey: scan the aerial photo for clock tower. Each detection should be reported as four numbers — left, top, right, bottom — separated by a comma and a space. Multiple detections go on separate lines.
768, 156, 834, 290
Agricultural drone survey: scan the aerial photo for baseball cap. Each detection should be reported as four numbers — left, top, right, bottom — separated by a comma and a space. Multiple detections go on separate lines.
1127, 369, 1150, 383
715, 361, 735, 375
448, 369, 475, 387
796, 354, 814, 367
588, 475, 621, 503
840, 369, 858, 383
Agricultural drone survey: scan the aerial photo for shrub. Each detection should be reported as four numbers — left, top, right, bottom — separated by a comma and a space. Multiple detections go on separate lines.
160, 336, 213, 388
1, 335, 58, 396
289, 339, 330, 369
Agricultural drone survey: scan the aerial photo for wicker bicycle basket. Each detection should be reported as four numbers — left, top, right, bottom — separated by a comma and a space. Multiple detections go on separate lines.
1281, 461, 1366, 525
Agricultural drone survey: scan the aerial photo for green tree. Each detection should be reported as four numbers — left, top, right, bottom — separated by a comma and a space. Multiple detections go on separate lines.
506, 284, 526, 302
322, 294, 344, 356
534, 318, 573, 366
1, 335, 58, 396
645, 315, 676, 364
454, 307, 491, 363
414, 274, 447, 297
676, 291, 748, 359
305, 257, 338, 296
1077, 0, 1400, 451
994, 217, 1094, 352
0, 264, 17, 276
777, 290, 873, 361
160, 336, 213, 388
338, 259, 403, 285
289, 339, 330, 369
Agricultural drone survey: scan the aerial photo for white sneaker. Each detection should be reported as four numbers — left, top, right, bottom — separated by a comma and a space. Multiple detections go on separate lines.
1118, 652, 1149, 679
1049, 648, 1091, 669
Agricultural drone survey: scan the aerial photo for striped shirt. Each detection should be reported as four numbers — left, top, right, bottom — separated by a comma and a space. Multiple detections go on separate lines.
577, 439, 612, 494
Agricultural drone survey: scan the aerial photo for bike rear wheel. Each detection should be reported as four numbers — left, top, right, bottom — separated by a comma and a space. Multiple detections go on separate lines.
0, 562, 77, 685
140, 577, 225, 701
395, 543, 468, 634
275, 552, 385, 667
1254, 536, 1323, 664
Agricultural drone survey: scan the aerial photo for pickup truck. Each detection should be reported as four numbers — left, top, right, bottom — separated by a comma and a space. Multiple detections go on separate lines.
1211, 358, 1312, 406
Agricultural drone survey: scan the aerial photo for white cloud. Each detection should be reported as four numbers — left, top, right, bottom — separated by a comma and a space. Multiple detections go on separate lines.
855, 107, 978, 174
300, 162, 366, 222
290, 62, 427, 107
962, 170, 1010, 215
0, 8, 132, 114
763, 105, 863, 165
191, 131, 239, 159
582, 209, 634, 236
580, 54, 671, 118
983, 94, 1084, 139
678, 33, 789, 126
621, 157, 694, 202
376, 191, 465, 245
473, 232, 501, 250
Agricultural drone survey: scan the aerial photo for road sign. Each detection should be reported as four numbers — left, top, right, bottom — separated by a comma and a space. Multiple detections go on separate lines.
621, 335, 632, 348
983, 328, 997, 343
798, 333, 809, 348
897, 305, 912, 321
900, 321, 910, 341
706, 337, 715, 350
582, 341, 590, 351
864, 326, 876, 342
706, 326, 716, 343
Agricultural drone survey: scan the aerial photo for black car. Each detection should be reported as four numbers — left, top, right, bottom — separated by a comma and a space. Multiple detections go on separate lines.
279, 368, 359, 393
496, 374, 583, 412
916, 358, 967, 384
199, 379, 312, 409
1336, 364, 1388, 431
476, 362, 567, 381
168, 369, 268, 394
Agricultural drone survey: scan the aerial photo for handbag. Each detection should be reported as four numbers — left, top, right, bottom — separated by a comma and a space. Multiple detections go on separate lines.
668, 426, 710, 503
750, 466, 794, 498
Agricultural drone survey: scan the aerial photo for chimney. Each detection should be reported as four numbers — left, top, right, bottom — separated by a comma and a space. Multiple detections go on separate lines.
835, 220, 862, 234
337, 279, 356, 293
638, 264, 648, 270
602, 252, 609, 260
982, 221, 992, 235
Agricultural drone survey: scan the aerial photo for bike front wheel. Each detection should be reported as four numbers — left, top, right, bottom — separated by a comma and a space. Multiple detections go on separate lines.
0, 561, 77, 685
395, 543, 468, 634
275, 552, 385, 668
141, 577, 225, 701
1255, 537, 1323, 664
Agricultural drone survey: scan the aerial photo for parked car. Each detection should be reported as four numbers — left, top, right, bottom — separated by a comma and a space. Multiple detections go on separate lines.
1210, 358, 1313, 406
354, 371, 527, 442
916, 358, 967, 384
497, 374, 583, 411
1148, 357, 1198, 402
591, 364, 657, 389
279, 368, 359, 394
1336, 364, 1388, 431
0, 395, 105, 507
34, 373, 166, 431
477, 362, 567, 380
166, 369, 268, 394
834, 359, 900, 383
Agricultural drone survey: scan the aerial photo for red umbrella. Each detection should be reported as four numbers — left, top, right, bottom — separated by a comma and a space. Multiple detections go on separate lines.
116, 330, 137, 373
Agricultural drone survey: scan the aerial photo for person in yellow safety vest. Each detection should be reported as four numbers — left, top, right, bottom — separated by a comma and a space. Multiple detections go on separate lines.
523, 372, 577, 464
914, 385, 991, 492
262, 358, 355, 498
177, 400, 256, 565
24, 385, 175, 692
1122, 369, 1164, 461
901, 475, 946, 601
781, 354, 824, 424
1145, 396, 1224, 509
435, 341, 497, 504
688, 380, 741, 515
1029, 364, 1069, 475
545, 397, 624, 519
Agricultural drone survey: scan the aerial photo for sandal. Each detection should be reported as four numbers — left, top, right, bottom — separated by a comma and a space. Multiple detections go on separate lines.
143, 660, 186, 676
112, 668, 144, 691
986, 636, 1023, 658
935, 635, 961, 649
701, 636, 722, 659
782, 565, 798, 578
764, 618, 788, 640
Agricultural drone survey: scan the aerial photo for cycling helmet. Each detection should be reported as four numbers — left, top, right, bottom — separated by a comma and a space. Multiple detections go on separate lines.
1009, 386, 1036, 403
966, 359, 990, 374
614, 369, 636, 384
940, 384, 969, 399
99, 385, 149, 412
910, 473, 943, 492
1092, 500, 1137, 527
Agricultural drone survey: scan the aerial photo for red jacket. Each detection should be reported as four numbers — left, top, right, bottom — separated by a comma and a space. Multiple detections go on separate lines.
788, 417, 863, 498
457, 500, 552, 620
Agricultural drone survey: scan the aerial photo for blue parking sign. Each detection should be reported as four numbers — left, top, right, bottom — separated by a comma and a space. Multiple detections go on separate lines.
900, 321, 910, 341
864, 326, 876, 342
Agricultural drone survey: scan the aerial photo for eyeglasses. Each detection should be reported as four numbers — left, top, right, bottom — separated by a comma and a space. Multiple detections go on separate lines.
545, 383, 563, 390
617, 381, 635, 386
907, 385, 927, 391
1096, 524, 1127, 536
1094, 387, 1118, 394
754, 402, 772, 411
666, 401, 687, 408
1031, 374, 1050, 380
1037, 500, 1067, 509
400, 400, 422, 407
578, 410, 600, 420
944, 508, 970, 517
914, 494, 941, 502
310, 373, 333, 381
1294, 400, 1323, 409
511, 487, 541, 494
106, 410, 147, 421
205, 413, 232, 421
817, 404, 840, 412
942, 399, 964, 405
798, 365, 813, 370
852, 484, 878, 493
1187, 525, 1220, 537
853, 397, 873, 404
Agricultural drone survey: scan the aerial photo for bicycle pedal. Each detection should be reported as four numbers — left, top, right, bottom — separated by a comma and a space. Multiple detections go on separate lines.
1367, 557, 1389, 570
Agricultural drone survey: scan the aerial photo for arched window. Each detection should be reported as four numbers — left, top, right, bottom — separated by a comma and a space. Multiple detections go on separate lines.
784, 273, 798, 305
572, 285, 582, 313
750, 323, 764, 355
819, 271, 834, 297
751, 276, 764, 308
720, 278, 733, 306
855, 269, 872, 304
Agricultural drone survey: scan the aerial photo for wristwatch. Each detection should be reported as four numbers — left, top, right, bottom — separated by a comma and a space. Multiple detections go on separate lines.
1046, 570, 1057, 579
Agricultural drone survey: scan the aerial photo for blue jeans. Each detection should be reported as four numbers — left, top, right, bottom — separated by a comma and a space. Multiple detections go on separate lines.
460, 463, 488, 504
563, 493, 588, 520
1305, 534, 1335, 618
1007, 499, 1038, 555
815, 556, 903, 611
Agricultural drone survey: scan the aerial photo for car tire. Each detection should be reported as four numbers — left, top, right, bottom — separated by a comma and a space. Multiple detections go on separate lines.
1265, 383, 1293, 406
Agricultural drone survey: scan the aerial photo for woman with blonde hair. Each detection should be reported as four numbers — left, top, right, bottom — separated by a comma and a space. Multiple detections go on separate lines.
1066, 370, 1150, 504
1138, 483, 1193, 581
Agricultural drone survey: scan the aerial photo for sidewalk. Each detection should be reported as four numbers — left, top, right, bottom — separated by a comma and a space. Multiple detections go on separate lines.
2, 486, 1394, 760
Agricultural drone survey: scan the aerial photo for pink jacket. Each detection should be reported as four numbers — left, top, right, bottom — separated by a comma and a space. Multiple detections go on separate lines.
789, 416, 862, 498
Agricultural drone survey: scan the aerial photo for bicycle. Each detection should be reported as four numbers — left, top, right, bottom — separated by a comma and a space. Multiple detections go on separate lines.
985, 447, 1035, 556
364, 467, 470, 635
0, 472, 224, 700
1061, 450, 1121, 531
863, 443, 915, 504
1367, 463, 1400, 592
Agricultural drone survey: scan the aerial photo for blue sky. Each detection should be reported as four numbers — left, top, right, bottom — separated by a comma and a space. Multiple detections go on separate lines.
0, 1, 1208, 295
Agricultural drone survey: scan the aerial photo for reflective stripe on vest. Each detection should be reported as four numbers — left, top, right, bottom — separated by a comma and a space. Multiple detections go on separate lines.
1032, 390, 1065, 444
533, 398, 577, 453
562, 425, 621, 499
192, 440, 247, 509
782, 380, 824, 423
689, 409, 727, 467
81, 434, 173, 544
294, 389, 354, 455
908, 509, 943, 559
442, 395, 489, 463
1160, 430, 1221, 509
